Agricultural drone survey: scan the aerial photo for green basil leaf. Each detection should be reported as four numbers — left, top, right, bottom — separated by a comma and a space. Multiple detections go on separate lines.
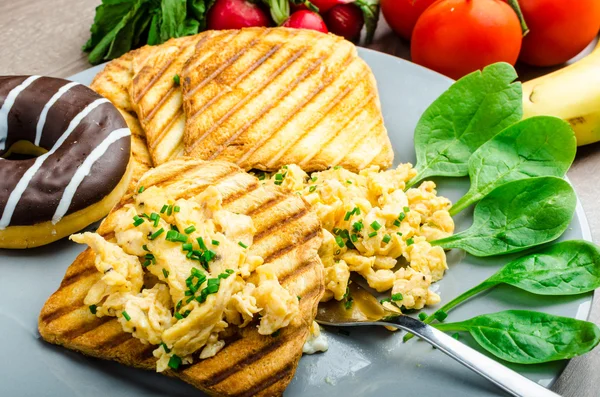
87, 0, 147, 64
160, 0, 187, 42
489, 240, 600, 295
433, 176, 576, 257
106, 1, 151, 60
450, 116, 576, 215
409, 63, 522, 188
147, 12, 162, 46
83, 0, 136, 52
435, 310, 600, 364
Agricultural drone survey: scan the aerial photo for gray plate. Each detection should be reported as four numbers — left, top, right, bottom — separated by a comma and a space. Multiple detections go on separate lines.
0, 48, 593, 397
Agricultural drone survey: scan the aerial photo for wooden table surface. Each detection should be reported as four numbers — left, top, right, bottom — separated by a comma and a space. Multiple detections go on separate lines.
2, 1, 600, 396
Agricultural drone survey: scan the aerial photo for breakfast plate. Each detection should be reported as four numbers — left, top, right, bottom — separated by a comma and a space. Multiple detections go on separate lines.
0, 47, 593, 397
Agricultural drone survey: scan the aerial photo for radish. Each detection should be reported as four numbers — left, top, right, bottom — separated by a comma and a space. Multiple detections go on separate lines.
282, 10, 329, 33
325, 4, 364, 41
207, 0, 271, 30
295, 0, 350, 13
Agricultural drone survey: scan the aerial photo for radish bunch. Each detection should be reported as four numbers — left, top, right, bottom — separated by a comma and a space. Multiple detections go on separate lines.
206, 0, 378, 43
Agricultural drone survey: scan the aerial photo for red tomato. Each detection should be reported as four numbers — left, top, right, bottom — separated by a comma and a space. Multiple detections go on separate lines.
411, 0, 522, 80
517, 0, 600, 66
207, 0, 271, 30
282, 10, 329, 33
325, 4, 364, 41
380, 0, 437, 41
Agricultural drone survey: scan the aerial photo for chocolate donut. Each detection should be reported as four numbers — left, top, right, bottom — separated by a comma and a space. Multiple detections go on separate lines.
0, 75, 132, 248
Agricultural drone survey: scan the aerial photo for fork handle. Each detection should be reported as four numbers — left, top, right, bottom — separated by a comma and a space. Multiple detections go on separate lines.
385, 316, 561, 397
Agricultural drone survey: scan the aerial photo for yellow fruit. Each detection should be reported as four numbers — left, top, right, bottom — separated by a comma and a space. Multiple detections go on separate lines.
523, 40, 600, 146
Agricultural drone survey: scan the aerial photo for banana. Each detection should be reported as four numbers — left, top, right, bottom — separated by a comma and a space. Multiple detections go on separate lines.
522, 39, 600, 146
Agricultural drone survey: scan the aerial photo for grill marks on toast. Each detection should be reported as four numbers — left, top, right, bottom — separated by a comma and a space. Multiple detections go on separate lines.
39, 159, 324, 397
178, 27, 393, 172
90, 52, 153, 193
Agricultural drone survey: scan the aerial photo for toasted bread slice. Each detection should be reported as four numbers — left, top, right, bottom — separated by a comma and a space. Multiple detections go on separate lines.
39, 159, 324, 397
181, 27, 394, 172
90, 51, 153, 193
129, 33, 226, 166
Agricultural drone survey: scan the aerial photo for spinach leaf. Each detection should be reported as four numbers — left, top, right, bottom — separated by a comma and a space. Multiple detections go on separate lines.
450, 116, 576, 215
408, 63, 522, 188
433, 176, 576, 257
404, 240, 600, 342
434, 310, 600, 364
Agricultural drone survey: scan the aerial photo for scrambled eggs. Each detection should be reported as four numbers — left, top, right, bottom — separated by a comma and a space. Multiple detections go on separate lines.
72, 185, 299, 372
265, 164, 454, 312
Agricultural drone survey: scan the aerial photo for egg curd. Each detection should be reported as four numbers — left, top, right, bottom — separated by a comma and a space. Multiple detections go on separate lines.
264, 164, 454, 312
71, 185, 300, 372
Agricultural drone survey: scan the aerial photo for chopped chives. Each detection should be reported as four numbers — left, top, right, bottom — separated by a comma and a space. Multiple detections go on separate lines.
166, 230, 187, 243
150, 212, 160, 227
393, 219, 401, 227
173, 205, 180, 213
344, 299, 353, 310
335, 236, 345, 248
434, 310, 448, 321
184, 225, 196, 234
391, 293, 403, 301
186, 251, 193, 259
368, 231, 377, 238
382, 234, 391, 244
149, 228, 164, 240
350, 234, 358, 242
346, 180, 352, 184
352, 221, 363, 232
397, 232, 403, 236
143, 260, 151, 267
160, 342, 171, 353
176, 300, 182, 311
274, 173, 284, 181
353, 207, 360, 215
133, 216, 144, 227
370, 221, 382, 231
398, 212, 406, 221
174, 312, 183, 320
170, 224, 179, 232
211, 239, 220, 246
406, 238, 414, 246
218, 272, 231, 279
403, 206, 410, 213
309, 185, 317, 193
334, 165, 341, 170
419, 312, 428, 321
142, 244, 149, 251
173, 74, 180, 85
380, 298, 391, 304
344, 210, 353, 221
138, 186, 145, 193
167, 205, 173, 216
225, 269, 234, 274
297, 296, 302, 301
197, 237, 207, 250
257, 172, 266, 181
122, 311, 131, 321
89, 305, 97, 315
182, 243, 193, 251
168, 355, 182, 370
238, 241, 248, 249
203, 250, 216, 262
162, 268, 169, 278
160, 205, 168, 214
311, 176, 317, 182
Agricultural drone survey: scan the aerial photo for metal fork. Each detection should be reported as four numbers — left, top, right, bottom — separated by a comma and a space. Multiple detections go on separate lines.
316, 284, 560, 397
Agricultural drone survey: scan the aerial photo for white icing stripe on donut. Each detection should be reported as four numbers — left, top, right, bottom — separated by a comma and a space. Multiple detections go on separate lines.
0, 76, 41, 151
35, 81, 79, 146
52, 127, 130, 224
0, 98, 109, 230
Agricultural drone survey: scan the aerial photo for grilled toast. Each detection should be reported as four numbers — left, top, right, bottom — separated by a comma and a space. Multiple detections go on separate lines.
129, 27, 394, 172
90, 50, 153, 193
182, 27, 393, 172
39, 159, 324, 397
